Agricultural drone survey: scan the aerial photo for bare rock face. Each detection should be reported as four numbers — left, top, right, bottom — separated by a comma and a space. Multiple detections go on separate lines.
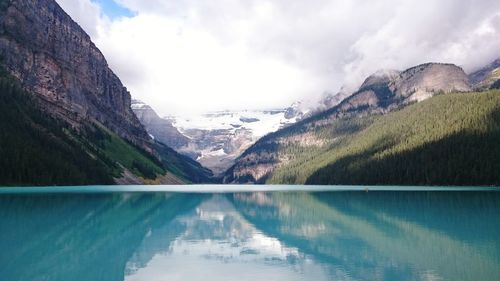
131, 100, 189, 149
314, 88, 353, 114
336, 69, 401, 114
336, 63, 470, 116
0, 0, 150, 147
390, 63, 471, 102
359, 69, 401, 91
468, 58, 500, 90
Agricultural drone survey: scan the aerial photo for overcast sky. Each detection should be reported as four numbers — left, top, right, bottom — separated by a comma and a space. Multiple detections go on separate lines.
56, 0, 500, 116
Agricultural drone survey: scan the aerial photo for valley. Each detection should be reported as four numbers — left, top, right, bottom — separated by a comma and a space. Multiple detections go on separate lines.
0, 0, 499, 186
1, 1, 500, 281
133, 103, 301, 175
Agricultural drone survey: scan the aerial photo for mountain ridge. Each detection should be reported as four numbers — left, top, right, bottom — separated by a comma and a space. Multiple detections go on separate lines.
468, 58, 500, 90
224, 62, 482, 184
131, 99, 190, 149
132, 101, 300, 175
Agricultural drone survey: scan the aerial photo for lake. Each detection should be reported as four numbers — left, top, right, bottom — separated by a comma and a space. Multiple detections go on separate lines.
0, 186, 499, 281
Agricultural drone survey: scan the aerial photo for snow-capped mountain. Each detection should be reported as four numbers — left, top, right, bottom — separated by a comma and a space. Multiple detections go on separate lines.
132, 98, 302, 175
169, 109, 300, 175
284, 89, 353, 121
132, 90, 354, 176
172, 109, 297, 138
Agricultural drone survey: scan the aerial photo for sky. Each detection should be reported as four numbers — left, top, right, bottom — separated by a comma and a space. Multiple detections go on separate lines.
56, 0, 500, 116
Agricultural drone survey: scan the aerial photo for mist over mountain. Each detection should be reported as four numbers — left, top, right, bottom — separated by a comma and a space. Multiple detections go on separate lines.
132, 102, 301, 175
56, 0, 500, 116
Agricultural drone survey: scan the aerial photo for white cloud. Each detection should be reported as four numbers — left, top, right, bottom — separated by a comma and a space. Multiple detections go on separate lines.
56, 0, 500, 116
56, 0, 108, 38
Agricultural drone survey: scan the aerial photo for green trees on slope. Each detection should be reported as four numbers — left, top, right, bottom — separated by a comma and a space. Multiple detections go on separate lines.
267, 90, 500, 186
0, 70, 114, 185
0, 67, 213, 185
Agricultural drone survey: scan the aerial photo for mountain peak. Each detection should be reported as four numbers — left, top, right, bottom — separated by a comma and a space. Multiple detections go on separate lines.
359, 69, 401, 91
390, 62, 471, 102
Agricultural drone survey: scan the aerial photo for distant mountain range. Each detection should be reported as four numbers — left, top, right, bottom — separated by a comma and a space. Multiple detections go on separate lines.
130, 84, 356, 176
132, 102, 299, 175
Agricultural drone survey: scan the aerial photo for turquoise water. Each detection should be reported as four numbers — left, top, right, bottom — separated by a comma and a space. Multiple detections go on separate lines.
0, 186, 499, 281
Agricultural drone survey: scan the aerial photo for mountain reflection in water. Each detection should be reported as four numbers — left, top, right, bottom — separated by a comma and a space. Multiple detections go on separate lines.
0, 191, 499, 281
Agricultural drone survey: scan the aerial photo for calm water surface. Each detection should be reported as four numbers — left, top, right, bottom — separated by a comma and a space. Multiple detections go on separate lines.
0, 186, 499, 281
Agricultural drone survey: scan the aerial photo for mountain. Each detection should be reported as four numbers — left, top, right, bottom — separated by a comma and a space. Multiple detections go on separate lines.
284, 101, 309, 120
334, 63, 470, 117
131, 100, 189, 149
131, 97, 304, 175
283, 88, 353, 121
317, 88, 355, 111
168, 109, 300, 175
468, 58, 500, 90
132, 93, 354, 176
223, 63, 500, 185
0, 0, 150, 149
390, 63, 470, 101
304, 90, 500, 185
0, 0, 213, 185
281, 63, 470, 123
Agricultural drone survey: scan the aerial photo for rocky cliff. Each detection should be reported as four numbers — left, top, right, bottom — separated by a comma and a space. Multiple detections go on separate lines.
0, 0, 150, 148
131, 100, 189, 149
0, 0, 217, 185
390, 63, 471, 102
468, 58, 500, 90
335, 63, 471, 117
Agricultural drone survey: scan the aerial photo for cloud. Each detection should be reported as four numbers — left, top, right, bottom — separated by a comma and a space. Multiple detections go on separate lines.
56, 0, 500, 116
56, 0, 108, 38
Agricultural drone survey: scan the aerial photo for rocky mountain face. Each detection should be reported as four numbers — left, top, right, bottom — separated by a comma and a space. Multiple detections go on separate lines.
0, 0, 215, 185
147, 108, 299, 175
176, 125, 255, 176
0, 0, 150, 148
468, 58, 500, 90
391, 63, 470, 101
131, 88, 353, 176
225, 62, 473, 183
318, 88, 354, 111
131, 100, 189, 149
283, 89, 352, 121
130, 99, 301, 175
334, 63, 471, 117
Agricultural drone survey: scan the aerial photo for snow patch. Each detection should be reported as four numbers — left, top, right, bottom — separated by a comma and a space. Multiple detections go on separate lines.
169, 110, 298, 138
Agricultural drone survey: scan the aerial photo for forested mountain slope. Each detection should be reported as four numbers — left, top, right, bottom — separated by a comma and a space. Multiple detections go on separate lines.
0, 68, 213, 185
0, 67, 214, 185
226, 90, 500, 186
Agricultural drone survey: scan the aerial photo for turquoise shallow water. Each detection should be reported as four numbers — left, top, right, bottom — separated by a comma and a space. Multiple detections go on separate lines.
1, 184, 499, 193
0, 186, 499, 281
